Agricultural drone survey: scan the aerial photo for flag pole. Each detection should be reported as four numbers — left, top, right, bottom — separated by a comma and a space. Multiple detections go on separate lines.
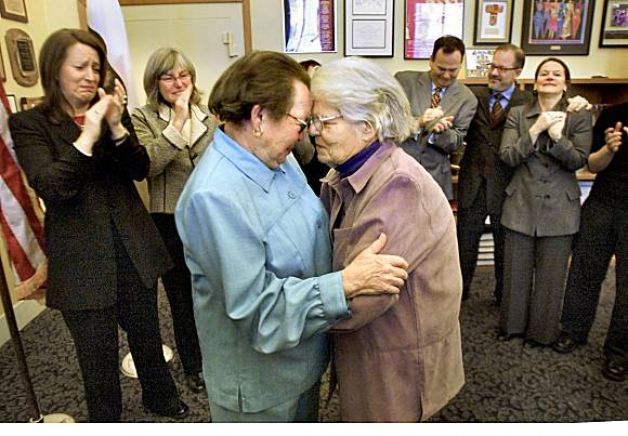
0, 266, 43, 422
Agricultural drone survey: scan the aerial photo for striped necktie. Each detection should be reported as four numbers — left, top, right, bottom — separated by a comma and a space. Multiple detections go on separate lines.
431, 87, 442, 108
491, 92, 503, 122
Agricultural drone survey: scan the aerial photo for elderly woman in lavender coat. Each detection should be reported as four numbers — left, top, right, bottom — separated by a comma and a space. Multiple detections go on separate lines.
311, 57, 465, 422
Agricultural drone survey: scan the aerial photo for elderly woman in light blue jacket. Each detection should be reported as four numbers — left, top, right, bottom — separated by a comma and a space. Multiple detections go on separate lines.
132, 47, 217, 393
498, 57, 592, 346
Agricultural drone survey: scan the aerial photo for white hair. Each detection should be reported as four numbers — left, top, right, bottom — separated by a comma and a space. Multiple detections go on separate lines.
310, 57, 414, 143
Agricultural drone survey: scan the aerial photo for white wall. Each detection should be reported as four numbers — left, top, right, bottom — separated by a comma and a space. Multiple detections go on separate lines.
250, 0, 628, 79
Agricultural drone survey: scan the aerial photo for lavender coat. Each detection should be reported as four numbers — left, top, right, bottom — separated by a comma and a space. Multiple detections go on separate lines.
321, 141, 464, 422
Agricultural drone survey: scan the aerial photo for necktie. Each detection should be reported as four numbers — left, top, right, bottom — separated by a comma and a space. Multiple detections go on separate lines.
431, 87, 442, 108
491, 92, 503, 122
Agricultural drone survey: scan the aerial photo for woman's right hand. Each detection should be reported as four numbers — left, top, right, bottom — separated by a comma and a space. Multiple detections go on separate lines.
341, 233, 409, 299
72, 97, 111, 156
172, 83, 193, 131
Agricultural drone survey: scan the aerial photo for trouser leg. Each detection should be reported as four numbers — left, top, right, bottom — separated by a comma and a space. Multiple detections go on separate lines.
114, 236, 180, 412
62, 307, 121, 422
561, 198, 615, 342
490, 217, 505, 302
603, 206, 628, 364
528, 235, 573, 344
457, 187, 488, 299
152, 213, 202, 375
500, 229, 534, 336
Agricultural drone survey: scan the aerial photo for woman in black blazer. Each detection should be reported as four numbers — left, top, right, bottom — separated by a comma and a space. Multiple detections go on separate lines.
498, 57, 592, 346
9, 29, 187, 422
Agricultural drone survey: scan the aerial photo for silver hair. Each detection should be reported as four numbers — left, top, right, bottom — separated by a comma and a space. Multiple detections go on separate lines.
310, 57, 414, 144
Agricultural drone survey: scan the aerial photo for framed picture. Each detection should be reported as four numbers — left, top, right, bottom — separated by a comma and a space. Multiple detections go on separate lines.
344, 0, 394, 56
283, 0, 337, 53
0, 0, 28, 23
404, 0, 465, 59
0, 46, 5, 82
521, 0, 595, 55
599, 0, 628, 47
466, 49, 495, 78
474, 0, 514, 45
6, 94, 17, 113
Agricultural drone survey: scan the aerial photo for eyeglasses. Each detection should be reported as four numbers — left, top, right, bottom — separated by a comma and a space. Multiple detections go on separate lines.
487, 63, 519, 73
286, 113, 309, 133
310, 114, 343, 132
159, 72, 192, 84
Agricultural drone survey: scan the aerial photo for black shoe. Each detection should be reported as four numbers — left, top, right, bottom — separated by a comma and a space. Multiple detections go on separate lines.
461, 288, 470, 301
552, 332, 584, 354
602, 359, 627, 382
145, 400, 190, 420
185, 372, 206, 393
497, 331, 521, 342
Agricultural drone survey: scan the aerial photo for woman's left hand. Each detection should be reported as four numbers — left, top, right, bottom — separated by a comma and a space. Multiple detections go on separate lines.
548, 112, 566, 141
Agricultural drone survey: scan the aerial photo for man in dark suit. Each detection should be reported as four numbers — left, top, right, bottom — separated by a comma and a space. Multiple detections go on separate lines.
457, 44, 591, 304
395, 36, 477, 200
456, 44, 529, 304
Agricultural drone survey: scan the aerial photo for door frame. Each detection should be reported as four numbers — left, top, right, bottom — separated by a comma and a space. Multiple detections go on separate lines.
77, 0, 252, 54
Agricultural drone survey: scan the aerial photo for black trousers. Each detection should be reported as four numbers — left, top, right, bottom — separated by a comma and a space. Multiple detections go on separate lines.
561, 197, 628, 363
456, 180, 505, 300
62, 233, 180, 422
152, 213, 202, 376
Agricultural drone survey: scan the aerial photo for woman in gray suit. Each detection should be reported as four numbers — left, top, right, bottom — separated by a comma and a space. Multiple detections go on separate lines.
132, 48, 216, 392
498, 58, 592, 346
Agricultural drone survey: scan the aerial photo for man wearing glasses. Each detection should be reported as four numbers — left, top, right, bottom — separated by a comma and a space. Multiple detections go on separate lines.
395, 35, 477, 201
456, 43, 589, 305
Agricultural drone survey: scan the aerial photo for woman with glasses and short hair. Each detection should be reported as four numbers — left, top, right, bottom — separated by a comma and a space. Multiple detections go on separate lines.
310, 57, 464, 422
132, 47, 217, 393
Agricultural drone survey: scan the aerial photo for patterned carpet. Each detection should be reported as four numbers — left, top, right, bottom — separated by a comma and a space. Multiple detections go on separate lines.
0, 267, 626, 423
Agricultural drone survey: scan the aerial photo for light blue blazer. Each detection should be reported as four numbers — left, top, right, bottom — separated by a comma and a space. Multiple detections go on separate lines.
175, 127, 349, 413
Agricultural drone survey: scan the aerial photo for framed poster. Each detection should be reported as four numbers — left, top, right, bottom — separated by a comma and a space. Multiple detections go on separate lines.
466, 49, 495, 78
0, 0, 27, 23
404, 0, 465, 59
599, 0, 628, 47
521, 0, 595, 55
474, 0, 514, 45
283, 0, 337, 53
345, 0, 394, 56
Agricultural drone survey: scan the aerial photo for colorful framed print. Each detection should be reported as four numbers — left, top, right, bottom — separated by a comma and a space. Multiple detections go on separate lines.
474, 0, 514, 45
599, 0, 628, 47
283, 0, 337, 53
521, 0, 594, 55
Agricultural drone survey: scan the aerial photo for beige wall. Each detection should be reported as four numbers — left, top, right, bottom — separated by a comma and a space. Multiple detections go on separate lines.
251, 0, 628, 79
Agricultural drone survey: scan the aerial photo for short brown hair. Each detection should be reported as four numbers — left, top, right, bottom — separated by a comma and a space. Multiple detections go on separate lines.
208, 51, 310, 124
494, 43, 525, 69
39, 29, 107, 122
143, 47, 201, 110
430, 35, 465, 60
534, 57, 572, 85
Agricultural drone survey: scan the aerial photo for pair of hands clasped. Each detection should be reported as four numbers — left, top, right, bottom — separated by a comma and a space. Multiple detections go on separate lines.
418, 107, 454, 134
74, 79, 129, 156
341, 234, 409, 299
529, 96, 592, 142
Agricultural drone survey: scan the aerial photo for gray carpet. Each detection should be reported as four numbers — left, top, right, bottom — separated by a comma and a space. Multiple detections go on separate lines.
0, 267, 626, 423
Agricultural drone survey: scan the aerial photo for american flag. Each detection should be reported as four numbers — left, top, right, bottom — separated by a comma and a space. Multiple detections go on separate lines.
0, 81, 47, 300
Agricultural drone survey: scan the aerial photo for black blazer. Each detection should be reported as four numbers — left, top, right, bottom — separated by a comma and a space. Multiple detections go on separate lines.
457, 86, 532, 214
9, 106, 172, 311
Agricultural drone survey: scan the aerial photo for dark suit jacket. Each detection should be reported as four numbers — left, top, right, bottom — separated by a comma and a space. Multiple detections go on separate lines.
395, 70, 477, 199
499, 100, 593, 237
9, 106, 172, 311
457, 86, 533, 214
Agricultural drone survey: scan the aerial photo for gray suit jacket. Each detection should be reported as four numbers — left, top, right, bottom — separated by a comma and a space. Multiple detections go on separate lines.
499, 100, 593, 237
457, 86, 533, 213
395, 70, 478, 199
